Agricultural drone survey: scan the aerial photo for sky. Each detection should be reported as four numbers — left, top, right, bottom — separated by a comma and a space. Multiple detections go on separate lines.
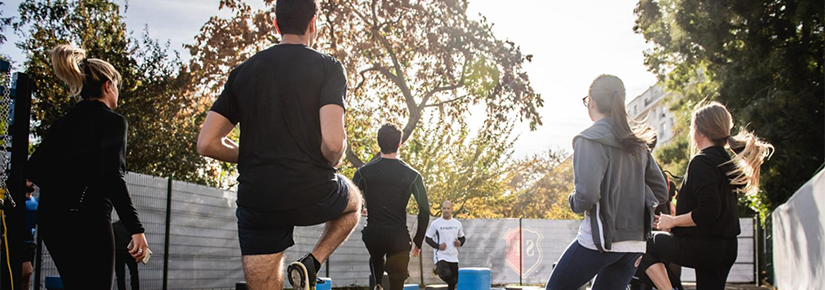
0, 0, 658, 157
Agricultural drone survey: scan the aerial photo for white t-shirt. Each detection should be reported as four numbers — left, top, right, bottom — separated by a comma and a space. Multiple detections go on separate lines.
576, 203, 646, 253
425, 217, 465, 263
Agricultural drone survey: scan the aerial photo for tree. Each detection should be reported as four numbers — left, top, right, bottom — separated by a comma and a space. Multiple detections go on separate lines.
186, 0, 544, 196
498, 151, 580, 220
0, 1, 12, 45
14, 0, 215, 185
634, 0, 825, 216
403, 115, 517, 218
186, 0, 543, 165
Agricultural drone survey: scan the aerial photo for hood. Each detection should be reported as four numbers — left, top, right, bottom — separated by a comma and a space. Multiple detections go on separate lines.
573, 117, 620, 148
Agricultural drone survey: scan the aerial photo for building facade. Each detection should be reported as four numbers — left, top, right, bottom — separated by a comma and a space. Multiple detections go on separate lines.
626, 85, 677, 147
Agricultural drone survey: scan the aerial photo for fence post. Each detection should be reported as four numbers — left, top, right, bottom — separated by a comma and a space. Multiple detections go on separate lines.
754, 215, 760, 285
33, 225, 42, 290
419, 250, 424, 287
3, 70, 32, 290
519, 217, 523, 285
162, 176, 173, 290
765, 213, 773, 286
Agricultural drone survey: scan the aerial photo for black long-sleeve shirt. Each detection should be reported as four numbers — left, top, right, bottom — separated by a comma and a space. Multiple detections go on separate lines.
672, 146, 740, 238
27, 100, 144, 234
352, 158, 429, 248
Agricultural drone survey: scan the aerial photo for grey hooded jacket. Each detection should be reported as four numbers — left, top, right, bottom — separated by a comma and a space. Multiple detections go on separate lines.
569, 118, 669, 252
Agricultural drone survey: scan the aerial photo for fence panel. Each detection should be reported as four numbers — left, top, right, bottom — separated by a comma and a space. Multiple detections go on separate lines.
771, 169, 824, 290
166, 180, 242, 290
31, 173, 758, 289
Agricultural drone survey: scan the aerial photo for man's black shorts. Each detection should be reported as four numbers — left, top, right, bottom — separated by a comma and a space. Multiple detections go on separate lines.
236, 174, 351, 255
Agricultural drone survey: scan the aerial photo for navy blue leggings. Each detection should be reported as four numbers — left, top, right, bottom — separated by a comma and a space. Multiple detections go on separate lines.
546, 240, 642, 290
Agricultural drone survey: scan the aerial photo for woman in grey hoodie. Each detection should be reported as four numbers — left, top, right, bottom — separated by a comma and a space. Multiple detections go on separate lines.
545, 75, 669, 290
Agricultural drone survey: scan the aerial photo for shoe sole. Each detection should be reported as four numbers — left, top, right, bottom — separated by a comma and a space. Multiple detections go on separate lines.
288, 262, 309, 290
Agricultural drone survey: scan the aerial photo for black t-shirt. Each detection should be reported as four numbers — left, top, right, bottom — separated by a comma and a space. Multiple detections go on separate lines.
210, 44, 347, 211
673, 146, 741, 238
352, 158, 430, 248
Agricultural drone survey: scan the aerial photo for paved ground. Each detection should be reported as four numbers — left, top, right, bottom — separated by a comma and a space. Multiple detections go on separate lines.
682, 283, 772, 290
498, 283, 773, 290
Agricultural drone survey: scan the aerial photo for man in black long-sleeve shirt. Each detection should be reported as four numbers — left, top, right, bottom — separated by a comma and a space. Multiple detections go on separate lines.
353, 124, 430, 290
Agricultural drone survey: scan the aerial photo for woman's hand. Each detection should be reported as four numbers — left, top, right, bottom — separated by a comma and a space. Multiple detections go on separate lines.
129, 233, 149, 263
411, 246, 421, 258
655, 214, 676, 231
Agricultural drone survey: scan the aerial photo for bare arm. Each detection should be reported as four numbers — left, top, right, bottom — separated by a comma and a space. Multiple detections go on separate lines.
197, 112, 239, 163
656, 212, 697, 230
320, 104, 346, 168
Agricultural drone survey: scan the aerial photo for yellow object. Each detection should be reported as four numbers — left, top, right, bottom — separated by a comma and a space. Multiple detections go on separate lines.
1, 208, 13, 290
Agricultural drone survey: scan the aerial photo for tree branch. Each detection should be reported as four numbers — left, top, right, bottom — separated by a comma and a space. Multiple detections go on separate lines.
346, 145, 364, 168
423, 95, 471, 108
354, 65, 382, 92
418, 57, 471, 109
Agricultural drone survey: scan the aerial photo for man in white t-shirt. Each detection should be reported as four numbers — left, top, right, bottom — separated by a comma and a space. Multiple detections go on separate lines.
425, 201, 465, 290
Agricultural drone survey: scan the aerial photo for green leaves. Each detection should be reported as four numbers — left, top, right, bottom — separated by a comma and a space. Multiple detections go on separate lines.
635, 0, 824, 216
15, 0, 215, 186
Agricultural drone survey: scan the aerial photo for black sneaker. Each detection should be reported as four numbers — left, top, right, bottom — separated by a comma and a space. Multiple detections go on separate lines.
288, 254, 319, 290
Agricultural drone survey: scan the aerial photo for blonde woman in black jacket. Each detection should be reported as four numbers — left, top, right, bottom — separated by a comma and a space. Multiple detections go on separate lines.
27, 44, 148, 289
640, 102, 773, 290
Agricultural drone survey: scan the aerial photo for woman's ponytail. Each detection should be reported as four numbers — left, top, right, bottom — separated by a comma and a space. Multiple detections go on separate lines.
49, 44, 120, 101
590, 74, 655, 154
691, 102, 774, 196
51, 44, 87, 98
726, 129, 774, 196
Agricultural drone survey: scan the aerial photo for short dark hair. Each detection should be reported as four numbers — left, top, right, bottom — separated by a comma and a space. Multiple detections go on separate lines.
377, 124, 402, 154
275, 0, 319, 35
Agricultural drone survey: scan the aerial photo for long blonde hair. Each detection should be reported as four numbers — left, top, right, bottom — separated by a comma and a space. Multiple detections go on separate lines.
50, 44, 121, 101
589, 74, 656, 154
690, 102, 774, 195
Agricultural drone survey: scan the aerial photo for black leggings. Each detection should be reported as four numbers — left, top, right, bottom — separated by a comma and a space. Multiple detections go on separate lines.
362, 225, 412, 290
436, 260, 459, 290
640, 232, 737, 290
115, 250, 140, 290
41, 212, 116, 290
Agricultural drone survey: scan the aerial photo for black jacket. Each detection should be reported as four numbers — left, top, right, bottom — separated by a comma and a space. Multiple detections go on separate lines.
27, 100, 144, 234
673, 146, 740, 238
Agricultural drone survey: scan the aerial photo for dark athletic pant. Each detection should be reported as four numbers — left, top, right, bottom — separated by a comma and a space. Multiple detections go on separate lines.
640, 232, 737, 290
41, 212, 116, 290
362, 225, 412, 290
115, 250, 140, 290
545, 241, 642, 290
436, 260, 459, 290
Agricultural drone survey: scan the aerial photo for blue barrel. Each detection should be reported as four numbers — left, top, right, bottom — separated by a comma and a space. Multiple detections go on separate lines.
404, 284, 420, 290
317, 277, 333, 290
45, 276, 64, 290
456, 268, 491, 290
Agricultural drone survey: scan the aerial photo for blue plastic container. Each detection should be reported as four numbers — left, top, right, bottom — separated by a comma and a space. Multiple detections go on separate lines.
45, 276, 64, 290
456, 268, 491, 290
317, 277, 333, 290
404, 284, 420, 290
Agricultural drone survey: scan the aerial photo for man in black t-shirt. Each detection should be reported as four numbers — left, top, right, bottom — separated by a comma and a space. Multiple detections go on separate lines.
352, 124, 430, 290
197, 1, 362, 289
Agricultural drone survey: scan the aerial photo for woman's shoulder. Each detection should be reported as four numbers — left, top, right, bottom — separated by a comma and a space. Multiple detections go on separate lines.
691, 147, 730, 167
99, 109, 128, 127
